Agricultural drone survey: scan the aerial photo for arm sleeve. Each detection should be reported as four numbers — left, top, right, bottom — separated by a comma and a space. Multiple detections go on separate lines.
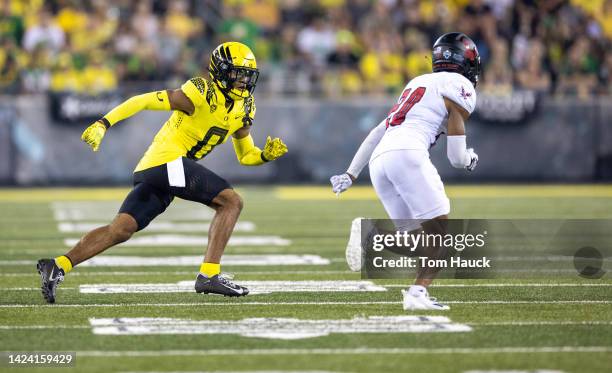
180, 77, 207, 108
440, 75, 477, 115
104, 90, 171, 126
232, 134, 266, 166
447, 135, 471, 168
346, 119, 386, 178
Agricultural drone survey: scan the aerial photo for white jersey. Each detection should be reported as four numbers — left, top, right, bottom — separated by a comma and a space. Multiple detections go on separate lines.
371, 72, 476, 159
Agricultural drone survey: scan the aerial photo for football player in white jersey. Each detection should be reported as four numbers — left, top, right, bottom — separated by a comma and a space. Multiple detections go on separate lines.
330, 32, 481, 311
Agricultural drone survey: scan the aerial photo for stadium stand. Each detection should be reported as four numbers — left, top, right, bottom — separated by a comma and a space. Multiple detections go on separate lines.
0, 0, 610, 98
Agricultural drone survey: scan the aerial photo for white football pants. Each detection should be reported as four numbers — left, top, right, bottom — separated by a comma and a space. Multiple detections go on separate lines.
369, 149, 450, 221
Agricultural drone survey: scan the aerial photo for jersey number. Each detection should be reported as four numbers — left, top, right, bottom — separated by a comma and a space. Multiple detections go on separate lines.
187, 126, 229, 160
386, 87, 426, 127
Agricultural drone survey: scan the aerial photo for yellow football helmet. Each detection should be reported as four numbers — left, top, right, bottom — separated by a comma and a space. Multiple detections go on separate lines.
209, 42, 259, 100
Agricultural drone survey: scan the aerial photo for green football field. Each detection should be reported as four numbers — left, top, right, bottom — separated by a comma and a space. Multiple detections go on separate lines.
1, 185, 611, 373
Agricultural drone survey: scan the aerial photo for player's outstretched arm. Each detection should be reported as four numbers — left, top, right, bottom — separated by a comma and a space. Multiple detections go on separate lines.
231, 126, 287, 166
81, 89, 195, 152
445, 97, 478, 171
330, 119, 386, 195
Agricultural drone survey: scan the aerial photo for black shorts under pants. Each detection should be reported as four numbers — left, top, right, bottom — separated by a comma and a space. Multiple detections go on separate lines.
118, 157, 231, 231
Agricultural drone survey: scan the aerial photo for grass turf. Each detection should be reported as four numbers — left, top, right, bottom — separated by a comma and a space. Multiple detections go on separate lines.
0, 185, 611, 373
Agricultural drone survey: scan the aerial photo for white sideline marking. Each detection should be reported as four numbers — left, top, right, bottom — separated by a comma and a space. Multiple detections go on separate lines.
89, 316, 471, 338
3, 320, 611, 330
2, 300, 611, 308
79, 281, 387, 294
64, 235, 291, 247
0, 254, 329, 267
71, 346, 612, 356
58, 221, 256, 233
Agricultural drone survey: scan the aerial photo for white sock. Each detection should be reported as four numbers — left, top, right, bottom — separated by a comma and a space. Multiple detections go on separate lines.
408, 285, 427, 296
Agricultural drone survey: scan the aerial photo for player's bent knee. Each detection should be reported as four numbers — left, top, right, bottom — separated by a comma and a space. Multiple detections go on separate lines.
232, 193, 244, 212
108, 225, 134, 243
214, 189, 243, 213
226, 192, 243, 213
109, 214, 138, 243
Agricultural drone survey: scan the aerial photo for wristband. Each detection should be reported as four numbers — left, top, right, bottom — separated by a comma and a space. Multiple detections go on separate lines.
99, 117, 111, 129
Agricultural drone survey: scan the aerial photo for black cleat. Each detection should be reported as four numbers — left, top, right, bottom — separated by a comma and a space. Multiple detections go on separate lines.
37, 259, 64, 304
195, 274, 249, 297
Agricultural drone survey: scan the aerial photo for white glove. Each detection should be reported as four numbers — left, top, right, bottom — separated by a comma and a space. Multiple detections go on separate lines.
330, 173, 353, 195
466, 148, 478, 171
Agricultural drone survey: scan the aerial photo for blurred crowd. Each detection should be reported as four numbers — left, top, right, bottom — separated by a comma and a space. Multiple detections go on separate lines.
0, 0, 611, 99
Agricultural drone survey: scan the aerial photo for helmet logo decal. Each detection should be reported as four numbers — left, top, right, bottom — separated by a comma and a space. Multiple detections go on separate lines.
464, 49, 476, 61
432, 32, 481, 87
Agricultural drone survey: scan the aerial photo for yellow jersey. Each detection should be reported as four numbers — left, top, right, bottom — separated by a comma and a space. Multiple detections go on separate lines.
135, 77, 256, 172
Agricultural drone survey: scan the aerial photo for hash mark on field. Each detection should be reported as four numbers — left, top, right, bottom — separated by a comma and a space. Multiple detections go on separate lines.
73, 346, 612, 356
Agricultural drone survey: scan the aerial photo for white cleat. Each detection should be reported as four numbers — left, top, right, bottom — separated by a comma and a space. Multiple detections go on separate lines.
346, 217, 365, 272
402, 288, 450, 311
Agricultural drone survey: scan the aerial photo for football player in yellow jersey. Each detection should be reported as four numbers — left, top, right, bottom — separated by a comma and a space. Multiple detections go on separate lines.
36, 42, 287, 302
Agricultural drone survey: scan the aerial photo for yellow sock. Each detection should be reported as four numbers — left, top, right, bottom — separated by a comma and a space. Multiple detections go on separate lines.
54, 255, 73, 274
200, 262, 220, 277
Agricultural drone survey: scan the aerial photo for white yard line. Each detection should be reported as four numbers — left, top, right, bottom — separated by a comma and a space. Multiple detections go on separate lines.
66, 346, 612, 356
58, 221, 256, 233
0, 254, 329, 267
79, 281, 387, 294
63, 236, 292, 248
89, 316, 471, 337
2, 320, 610, 330
1, 300, 611, 308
